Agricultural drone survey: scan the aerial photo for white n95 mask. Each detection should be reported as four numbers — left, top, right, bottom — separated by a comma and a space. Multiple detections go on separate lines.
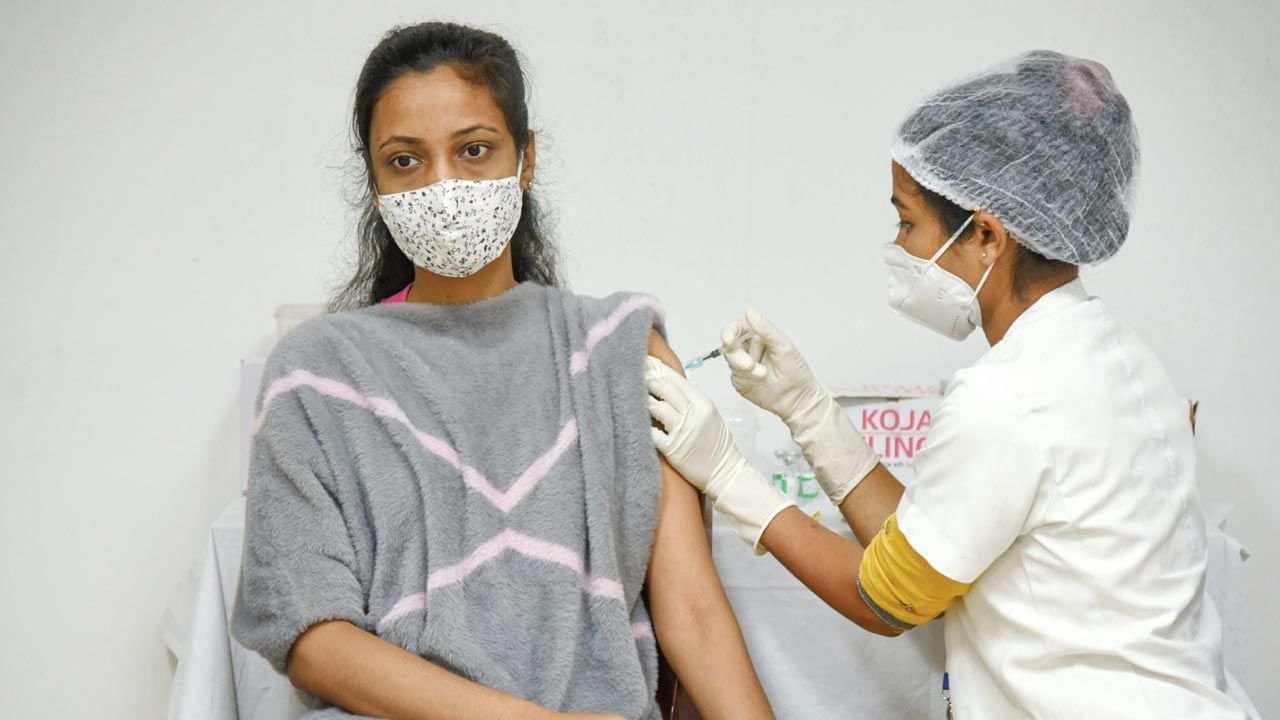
883, 213, 994, 341
377, 164, 523, 278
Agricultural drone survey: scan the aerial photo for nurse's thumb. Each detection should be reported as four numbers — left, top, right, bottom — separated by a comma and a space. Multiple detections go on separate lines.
745, 308, 791, 351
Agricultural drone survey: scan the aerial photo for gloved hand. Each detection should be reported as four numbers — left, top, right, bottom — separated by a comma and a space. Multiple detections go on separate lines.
721, 309, 880, 505
721, 308, 826, 422
644, 356, 795, 554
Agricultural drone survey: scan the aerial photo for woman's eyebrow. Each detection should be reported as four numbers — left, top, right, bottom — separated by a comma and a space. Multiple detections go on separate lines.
378, 135, 422, 151
452, 124, 500, 138
890, 195, 905, 208
377, 126, 500, 151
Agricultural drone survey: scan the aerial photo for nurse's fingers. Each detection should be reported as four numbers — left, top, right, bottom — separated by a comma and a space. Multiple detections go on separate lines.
724, 347, 768, 380
745, 308, 793, 352
647, 397, 682, 435
650, 426, 673, 454
720, 319, 751, 353
644, 356, 690, 408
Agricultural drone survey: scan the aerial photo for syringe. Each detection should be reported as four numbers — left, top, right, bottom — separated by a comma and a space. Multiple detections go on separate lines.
683, 329, 756, 371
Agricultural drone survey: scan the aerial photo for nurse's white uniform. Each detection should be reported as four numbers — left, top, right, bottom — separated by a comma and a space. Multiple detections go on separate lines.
898, 279, 1245, 719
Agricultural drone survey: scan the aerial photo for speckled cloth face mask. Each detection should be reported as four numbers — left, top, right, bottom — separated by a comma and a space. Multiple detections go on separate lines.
377, 161, 524, 278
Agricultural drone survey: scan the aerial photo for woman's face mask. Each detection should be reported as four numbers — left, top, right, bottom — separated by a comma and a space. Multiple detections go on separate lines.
377, 161, 524, 279
883, 212, 994, 341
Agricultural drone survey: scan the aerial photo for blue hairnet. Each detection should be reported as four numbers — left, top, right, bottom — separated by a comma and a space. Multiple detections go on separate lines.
891, 50, 1140, 265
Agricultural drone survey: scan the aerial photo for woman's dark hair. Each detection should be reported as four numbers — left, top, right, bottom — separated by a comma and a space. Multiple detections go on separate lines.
917, 185, 1073, 299
330, 22, 560, 310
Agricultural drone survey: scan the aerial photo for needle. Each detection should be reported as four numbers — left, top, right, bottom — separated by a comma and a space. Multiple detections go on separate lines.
683, 330, 756, 371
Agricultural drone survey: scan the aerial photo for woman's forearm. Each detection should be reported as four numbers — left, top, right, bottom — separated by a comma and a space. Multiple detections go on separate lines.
648, 459, 775, 720
651, 586, 773, 720
287, 620, 559, 720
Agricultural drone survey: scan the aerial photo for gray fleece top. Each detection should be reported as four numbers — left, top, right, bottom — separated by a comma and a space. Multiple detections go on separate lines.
231, 283, 666, 719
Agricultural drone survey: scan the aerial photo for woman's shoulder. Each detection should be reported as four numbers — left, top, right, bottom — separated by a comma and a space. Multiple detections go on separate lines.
263, 308, 381, 373
548, 288, 668, 374
550, 286, 667, 327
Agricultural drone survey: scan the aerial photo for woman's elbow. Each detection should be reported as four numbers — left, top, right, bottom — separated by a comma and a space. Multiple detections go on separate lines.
285, 620, 344, 691
285, 634, 314, 690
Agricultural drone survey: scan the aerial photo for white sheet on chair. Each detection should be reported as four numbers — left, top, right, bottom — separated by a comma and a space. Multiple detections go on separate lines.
166, 497, 305, 720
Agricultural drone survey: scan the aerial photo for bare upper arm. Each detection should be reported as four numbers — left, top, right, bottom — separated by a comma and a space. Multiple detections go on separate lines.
646, 329, 683, 377
644, 329, 707, 532
643, 329, 714, 593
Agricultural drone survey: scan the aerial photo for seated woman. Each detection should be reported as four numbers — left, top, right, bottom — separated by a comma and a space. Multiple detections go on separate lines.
231, 21, 773, 720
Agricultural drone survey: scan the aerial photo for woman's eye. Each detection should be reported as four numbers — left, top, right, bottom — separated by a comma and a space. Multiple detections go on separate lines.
896, 220, 912, 230
390, 155, 419, 169
462, 144, 489, 159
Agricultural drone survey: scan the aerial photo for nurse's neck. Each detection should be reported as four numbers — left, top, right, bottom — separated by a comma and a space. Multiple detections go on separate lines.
979, 270, 1079, 345
405, 249, 520, 305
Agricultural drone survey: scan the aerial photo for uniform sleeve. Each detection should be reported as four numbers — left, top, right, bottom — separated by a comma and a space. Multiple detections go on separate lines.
895, 368, 1049, 584
231, 380, 367, 675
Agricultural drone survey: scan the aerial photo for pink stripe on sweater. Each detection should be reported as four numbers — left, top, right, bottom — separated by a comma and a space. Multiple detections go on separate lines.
378, 528, 626, 628
569, 295, 665, 375
494, 419, 578, 513
631, 622, 654, 640
427, 529, 520, 592
382, 593, 427, 625
254, 372, 576, 515
588, 577, 625, 601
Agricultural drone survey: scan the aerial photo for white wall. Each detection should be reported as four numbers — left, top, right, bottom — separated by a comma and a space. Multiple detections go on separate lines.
1, 0, 1275, 716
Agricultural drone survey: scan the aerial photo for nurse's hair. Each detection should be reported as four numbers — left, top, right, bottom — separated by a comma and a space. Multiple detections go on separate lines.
330, 22, 560, 310
916, 184, 1075, 302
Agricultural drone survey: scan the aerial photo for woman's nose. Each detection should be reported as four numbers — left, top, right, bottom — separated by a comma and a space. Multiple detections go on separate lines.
422, 158, 452, 186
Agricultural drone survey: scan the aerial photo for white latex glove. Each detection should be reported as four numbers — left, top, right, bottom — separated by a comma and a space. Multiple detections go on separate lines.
644, 356, 795, 554
721, 308, 825, 422
721, 309, 880, 505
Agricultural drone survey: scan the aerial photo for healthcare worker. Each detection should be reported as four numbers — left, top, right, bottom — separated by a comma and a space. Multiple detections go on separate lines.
644, 50, 1248, 719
